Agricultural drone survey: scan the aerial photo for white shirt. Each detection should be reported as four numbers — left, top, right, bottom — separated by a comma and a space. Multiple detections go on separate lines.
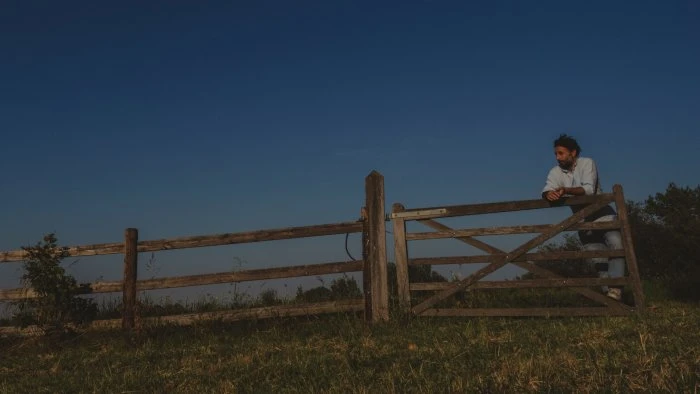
542, 157, 603, 196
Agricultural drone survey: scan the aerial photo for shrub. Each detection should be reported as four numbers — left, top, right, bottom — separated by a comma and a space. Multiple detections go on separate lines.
259, 289, 280, 305
13, 234, 97, 334
628, 183, 700, 301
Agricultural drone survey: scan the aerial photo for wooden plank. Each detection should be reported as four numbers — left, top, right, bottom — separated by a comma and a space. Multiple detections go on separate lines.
140, 299, 365, 325
410, 277, 630, 291
407, 221, 621, 241
420, 307, 631, 317
365, 171, 389, 322
613, 185, 646, 311
409, 249, 626, 266
392, 203, 411, 313
136, 221, 364, 253
411, 198, 615, 314
0, 287, 36, 300
418, 219, 503, 255
0, 300, 365, 335
122, 228, 138, 330
0, 242, 123, 263
396, 194, 615, 221
0, 260, 364, 300
0, 221, 364, 263
126, 260, 363, 293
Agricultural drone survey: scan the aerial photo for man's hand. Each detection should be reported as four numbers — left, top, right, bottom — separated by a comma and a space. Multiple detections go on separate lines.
545, 188, 565, 202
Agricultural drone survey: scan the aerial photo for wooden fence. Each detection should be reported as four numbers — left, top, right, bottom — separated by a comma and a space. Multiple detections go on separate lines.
391, 184, 646, 317
0, 172, 390, 334
0, 172, 647, 334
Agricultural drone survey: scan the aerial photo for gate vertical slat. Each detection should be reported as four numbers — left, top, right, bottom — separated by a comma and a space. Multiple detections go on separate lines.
613, 185, 646, 312
392, 203, 411, 314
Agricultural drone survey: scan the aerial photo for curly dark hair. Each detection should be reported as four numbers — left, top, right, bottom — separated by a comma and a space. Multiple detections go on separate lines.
554, 134, 581, 156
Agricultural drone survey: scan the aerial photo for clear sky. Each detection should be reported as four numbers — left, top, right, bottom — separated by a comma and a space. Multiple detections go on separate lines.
1, 1, 698, 300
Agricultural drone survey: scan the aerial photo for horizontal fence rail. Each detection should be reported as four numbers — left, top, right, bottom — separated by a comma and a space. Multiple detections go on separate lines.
0, 221, 364, 263
409, 249, 627, 266
410, 277, 630, 291
420, 307, 631, 317
406, 221, 621, 241
0, 260, 363, 301
392, 194, 615, 221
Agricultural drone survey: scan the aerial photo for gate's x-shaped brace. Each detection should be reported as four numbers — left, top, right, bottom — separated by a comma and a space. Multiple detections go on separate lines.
411, 197, 632, 315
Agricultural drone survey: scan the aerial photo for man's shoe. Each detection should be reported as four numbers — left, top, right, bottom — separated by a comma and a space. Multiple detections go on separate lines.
606, 288, 622, 301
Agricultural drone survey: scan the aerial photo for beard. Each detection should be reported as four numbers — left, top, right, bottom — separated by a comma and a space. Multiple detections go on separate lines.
558, 160, 574, 170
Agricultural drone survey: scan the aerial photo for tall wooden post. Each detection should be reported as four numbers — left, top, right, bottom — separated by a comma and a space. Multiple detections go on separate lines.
365, 171, 389, 322
122, 228, 138, 330
612, 185, 646, 312
392, 203, 411, 314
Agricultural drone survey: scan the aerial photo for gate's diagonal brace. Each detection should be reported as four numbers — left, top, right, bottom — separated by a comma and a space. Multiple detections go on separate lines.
419, 219, 631, 312
418, 219, 502, 255
411, 198, 614, 315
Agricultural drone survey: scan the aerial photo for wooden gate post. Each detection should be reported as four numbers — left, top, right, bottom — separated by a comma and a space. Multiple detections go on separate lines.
612, 185, 646, 312
365, 171, 389, 322
122, 228, 138, 330
392, 203, 411, 314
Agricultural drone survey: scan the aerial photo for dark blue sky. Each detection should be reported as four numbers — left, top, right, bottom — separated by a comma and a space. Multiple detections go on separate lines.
1, 1, 698, 295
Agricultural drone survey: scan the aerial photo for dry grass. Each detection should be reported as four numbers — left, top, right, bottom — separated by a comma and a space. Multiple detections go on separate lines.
1, 299, 699, 393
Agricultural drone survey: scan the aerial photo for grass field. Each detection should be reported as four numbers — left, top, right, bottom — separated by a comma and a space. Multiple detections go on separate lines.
1, 296, 698, 393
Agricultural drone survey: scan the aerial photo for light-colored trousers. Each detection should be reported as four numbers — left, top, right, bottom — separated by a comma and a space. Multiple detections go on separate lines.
581, 215, 626, 291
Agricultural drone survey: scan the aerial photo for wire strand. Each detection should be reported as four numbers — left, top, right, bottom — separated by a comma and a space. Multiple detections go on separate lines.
344, 229, 393, 261
345, 233, 356, 261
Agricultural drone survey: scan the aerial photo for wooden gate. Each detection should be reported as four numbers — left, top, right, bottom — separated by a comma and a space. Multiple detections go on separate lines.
391, 185, 645, 317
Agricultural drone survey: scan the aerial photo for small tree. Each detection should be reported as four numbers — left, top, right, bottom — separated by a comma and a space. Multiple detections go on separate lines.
13, 234, 97, 334
628, 183, 700, 301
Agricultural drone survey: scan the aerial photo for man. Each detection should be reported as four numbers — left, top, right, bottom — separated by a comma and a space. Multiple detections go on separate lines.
541, 134, 625, 301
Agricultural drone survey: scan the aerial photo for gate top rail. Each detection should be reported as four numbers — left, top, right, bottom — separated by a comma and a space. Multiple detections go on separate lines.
391, 193, 615, 221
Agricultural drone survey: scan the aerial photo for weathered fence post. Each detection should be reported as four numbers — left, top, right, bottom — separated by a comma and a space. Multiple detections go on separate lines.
122, 228, 138, 330
365, 171, 389, 322
392, 203, 411, 314
612, 185, 646, 312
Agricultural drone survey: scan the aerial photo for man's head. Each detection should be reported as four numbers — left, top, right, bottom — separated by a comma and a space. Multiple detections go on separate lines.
553, 134, 581, 170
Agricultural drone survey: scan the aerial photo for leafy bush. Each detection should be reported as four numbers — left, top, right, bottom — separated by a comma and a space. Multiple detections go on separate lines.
329, 275, 362, 299
13, 234, 97, 334
259, 289, 281, 305
295, 275, 363, 303
296, 285, 333, 303
628, 183, 700, 301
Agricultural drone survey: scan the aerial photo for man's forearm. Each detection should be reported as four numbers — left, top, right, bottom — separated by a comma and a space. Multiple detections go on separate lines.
562, 187, 586, 196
